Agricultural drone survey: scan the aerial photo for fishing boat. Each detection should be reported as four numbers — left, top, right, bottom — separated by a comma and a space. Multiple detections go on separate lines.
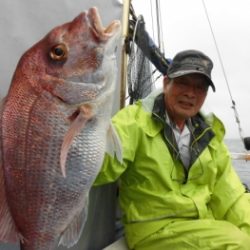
106, 0, 250, 249
1, 0, 250, 250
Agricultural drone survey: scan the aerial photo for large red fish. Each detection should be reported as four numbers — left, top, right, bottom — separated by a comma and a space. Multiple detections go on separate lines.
0, 7, 121, 250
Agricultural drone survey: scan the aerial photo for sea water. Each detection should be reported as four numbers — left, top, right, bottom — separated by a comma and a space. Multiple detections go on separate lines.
225, 138, 250, 188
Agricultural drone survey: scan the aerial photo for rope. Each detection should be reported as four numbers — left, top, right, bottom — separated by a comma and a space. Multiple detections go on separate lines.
201, 0, 245, 142
155, 0, 165, 53
150, 0, 156, 42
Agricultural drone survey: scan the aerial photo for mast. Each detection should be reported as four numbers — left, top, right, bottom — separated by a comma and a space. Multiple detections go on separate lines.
120, 0, 131, 108
155, 0, 164, 52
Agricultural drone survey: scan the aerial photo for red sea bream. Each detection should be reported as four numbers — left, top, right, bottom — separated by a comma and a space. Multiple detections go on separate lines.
0, 7, 121, 250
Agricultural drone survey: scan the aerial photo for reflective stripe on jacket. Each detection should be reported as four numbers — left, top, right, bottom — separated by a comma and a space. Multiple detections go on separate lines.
94, 91, 250, 248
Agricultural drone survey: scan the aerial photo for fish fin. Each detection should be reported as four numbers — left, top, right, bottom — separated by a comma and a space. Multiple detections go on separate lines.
0, 164, 21, 243
105, 123, 123, 163
60, 105, 93, 177
59, 199, 89, 247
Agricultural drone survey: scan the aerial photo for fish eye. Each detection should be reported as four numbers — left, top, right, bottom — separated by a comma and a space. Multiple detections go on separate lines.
49, 44, 68, 61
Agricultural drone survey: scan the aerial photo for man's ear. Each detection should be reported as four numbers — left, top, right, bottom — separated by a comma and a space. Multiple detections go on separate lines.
163, 75, 170, 88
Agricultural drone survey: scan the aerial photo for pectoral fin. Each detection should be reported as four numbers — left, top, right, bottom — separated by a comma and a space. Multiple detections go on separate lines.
60, 104, 93, 177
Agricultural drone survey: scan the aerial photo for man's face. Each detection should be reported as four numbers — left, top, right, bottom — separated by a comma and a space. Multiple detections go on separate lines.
163, 74, 208, 122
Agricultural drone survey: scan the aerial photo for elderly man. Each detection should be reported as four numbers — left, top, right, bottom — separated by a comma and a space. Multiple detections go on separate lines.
94, 50, 250, 249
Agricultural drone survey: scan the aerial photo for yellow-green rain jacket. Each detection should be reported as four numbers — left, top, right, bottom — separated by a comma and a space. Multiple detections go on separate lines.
94, 91, 250, 249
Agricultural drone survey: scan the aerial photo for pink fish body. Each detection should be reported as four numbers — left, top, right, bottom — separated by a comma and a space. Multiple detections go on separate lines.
0, 7, 121, 250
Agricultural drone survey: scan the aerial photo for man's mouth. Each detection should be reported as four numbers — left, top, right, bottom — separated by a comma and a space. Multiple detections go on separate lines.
178, 100, 194, 108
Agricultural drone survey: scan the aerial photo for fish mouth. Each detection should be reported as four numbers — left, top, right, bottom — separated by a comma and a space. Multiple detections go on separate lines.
64, 8, 121, 102
87, 7, 121, 43
68, 6, 121, 82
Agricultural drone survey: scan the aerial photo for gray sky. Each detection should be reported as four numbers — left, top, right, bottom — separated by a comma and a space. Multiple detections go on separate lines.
0, 0, 249, 139
133, 0, 250, 139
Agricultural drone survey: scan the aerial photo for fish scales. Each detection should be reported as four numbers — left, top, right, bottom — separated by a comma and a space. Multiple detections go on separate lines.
0, 7, 121, 250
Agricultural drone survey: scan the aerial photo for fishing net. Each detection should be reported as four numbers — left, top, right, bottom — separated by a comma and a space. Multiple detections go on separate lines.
127, 16, 154, 104
127, 12, 170, 104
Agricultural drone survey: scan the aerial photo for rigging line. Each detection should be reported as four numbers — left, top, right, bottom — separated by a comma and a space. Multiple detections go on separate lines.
149, 0, 157, 85
155, 0, 164, 53
159, 0, 165, 54
202, 0, 232, 99
150, 0, 156, 42
129, 15, 142, 92
201, 0, 245, 140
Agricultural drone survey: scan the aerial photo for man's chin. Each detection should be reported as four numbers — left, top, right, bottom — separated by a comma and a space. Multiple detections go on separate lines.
176, 109, 196, 120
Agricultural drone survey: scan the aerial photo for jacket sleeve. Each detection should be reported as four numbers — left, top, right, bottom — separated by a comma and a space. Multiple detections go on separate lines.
224, 193, 250, 236
93, 152, 127, 186
209, 141, 250, 235
94, 105, 139, 186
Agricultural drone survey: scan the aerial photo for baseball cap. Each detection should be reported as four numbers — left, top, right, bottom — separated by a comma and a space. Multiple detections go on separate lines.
167, 50, 215, 92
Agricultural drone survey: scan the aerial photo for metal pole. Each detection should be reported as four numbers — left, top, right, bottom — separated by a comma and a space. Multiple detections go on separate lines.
119, 0, 131, 108
155, 0, 164, 52
230, 152, 250, 161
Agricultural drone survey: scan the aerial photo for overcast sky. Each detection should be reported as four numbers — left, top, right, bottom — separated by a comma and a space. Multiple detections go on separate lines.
132, 0, 250, 140
0, 0, 249, 140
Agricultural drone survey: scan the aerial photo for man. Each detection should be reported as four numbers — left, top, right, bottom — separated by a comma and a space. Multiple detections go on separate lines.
94, 50, 250, 249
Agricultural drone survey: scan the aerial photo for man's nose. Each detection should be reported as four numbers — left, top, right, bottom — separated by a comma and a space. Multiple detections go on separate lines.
185, 84, 197, 96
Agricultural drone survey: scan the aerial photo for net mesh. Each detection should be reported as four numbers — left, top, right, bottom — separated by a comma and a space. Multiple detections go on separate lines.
127, 16, 154, 104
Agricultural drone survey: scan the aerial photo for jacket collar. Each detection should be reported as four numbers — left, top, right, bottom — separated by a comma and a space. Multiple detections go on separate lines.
151, 93, 215, 167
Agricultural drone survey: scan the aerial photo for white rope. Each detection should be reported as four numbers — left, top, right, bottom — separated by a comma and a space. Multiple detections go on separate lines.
150, 0, 156, 42
202, 0, 245, 142
155, 0, 165, 53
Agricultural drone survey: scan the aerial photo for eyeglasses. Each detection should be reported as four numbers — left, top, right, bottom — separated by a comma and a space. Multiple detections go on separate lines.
173, 78, 209, 95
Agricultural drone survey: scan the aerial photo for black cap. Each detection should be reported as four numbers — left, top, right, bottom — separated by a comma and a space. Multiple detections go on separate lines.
167, 50, 215, 92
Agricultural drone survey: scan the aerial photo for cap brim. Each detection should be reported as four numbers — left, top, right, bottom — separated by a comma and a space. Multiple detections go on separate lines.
168, 69, 216, 92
